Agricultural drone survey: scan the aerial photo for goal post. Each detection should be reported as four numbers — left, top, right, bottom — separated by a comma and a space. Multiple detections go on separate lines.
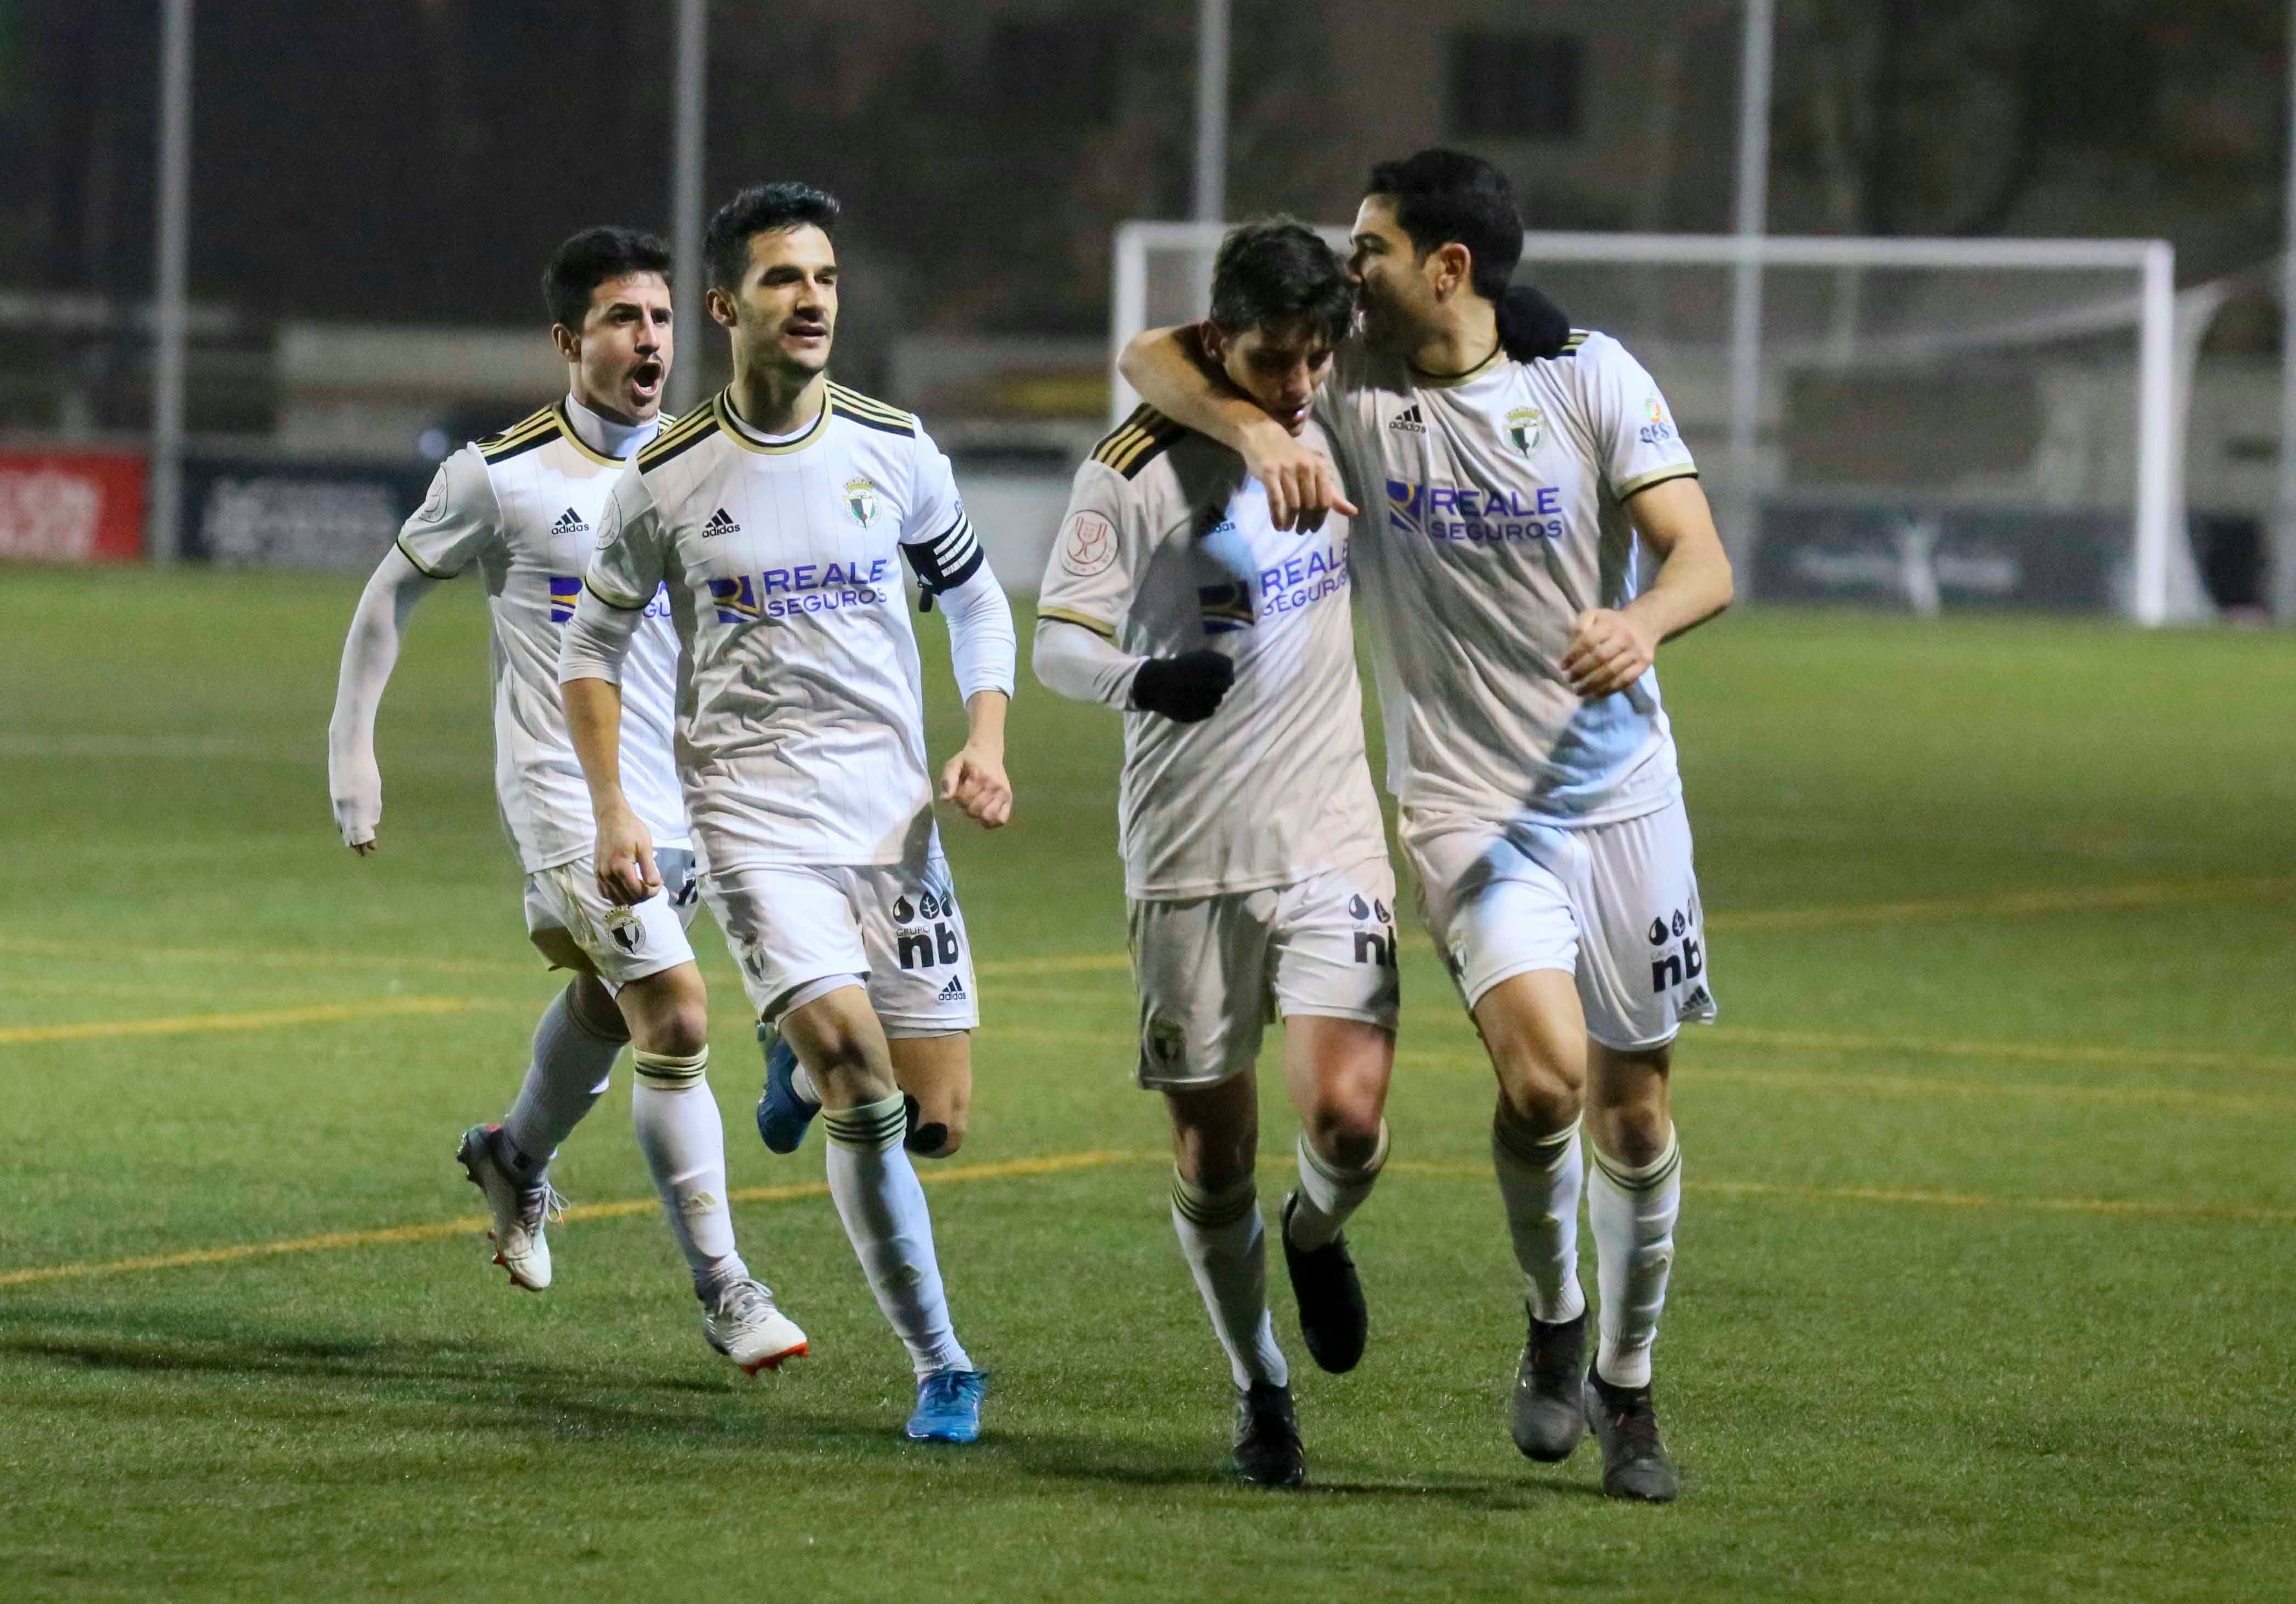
1110, 223, 2186, 624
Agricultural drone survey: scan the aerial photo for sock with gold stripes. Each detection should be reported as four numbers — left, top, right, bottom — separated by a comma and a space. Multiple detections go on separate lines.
824, 1092, 970, 1377
1171, 1172, 1288, 1390
1285, 1121, 1390, 1251
1587, 1126, 1682, 1388
631, 1047, 748, 1300
1493, 1111, 1587, 1325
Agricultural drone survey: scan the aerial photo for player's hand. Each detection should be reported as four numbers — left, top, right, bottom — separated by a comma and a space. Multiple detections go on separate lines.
940, 743, 1013, 829
593, 803, 661, 905
332, 756, 383, 856
1240, 422, 1356, 533
1562, 608, 1658, 699
1130, 650, 1235, 723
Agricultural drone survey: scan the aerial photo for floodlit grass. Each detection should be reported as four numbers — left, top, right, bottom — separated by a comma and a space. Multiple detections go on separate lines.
2, 567, 2292, 1601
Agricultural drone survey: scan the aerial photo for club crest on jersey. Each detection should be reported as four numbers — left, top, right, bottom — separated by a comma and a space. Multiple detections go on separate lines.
1506, 406, 1546, 456
843, 476, 881, 527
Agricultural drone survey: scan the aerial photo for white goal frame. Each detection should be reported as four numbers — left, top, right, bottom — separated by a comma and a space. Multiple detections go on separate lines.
1110, 222, 2180, 625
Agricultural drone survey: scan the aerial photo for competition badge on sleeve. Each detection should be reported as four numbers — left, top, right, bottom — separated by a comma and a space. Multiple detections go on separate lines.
1061, 510, 1116, 577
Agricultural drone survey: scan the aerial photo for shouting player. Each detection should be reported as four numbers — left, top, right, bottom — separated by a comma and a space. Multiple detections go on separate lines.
558, 182, 1013, 1445
325, 226, 804, 1374
1120, 150, 1734, 1501
1034, 222, 1396, 1488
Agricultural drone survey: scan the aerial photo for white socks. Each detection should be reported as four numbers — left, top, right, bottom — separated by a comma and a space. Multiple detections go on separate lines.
1492, 1112, 1588, 1326
1171, 1172, 1288, 1391
630, 1047, 748, 1300
500, 985, 624, 1181
1587, 1127, 1681, 1388
824, 1092, 969, 1377
1284, 1123, 1389, 1252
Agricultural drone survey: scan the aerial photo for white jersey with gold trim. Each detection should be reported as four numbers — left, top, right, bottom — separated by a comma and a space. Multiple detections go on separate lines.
1037, 409, 1387, 900
395, 400, 687, 873
576, 385, 987, 871
1315, 329, 1699, 825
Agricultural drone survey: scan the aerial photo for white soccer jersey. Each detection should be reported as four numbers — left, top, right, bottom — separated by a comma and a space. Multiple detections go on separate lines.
396, 399, 687, 872
578, 384, 987, 870
1037, 409, 1387, 900
1315, 330, 1700, 825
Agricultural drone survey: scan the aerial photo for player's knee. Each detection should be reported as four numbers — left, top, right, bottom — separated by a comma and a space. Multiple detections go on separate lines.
1494, 1049, 1584, 1133
907, 1106, 965, 1159
1592, 1101, 1671, 1169
1304, 1098, 1384, 1171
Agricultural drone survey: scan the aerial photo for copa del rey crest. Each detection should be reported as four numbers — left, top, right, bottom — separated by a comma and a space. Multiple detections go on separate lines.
843, 475, 880, 527
1506, 406, 1545, 456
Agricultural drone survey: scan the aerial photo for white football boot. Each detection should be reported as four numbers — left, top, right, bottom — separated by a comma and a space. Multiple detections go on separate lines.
455, 1123, 565, 1292
703, 1278, 810, 1374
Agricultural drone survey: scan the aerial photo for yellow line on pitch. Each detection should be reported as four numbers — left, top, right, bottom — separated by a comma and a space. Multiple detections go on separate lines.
1709, 876, 2295, 933
5, 874, 2281, 989
1382, 1160, 2296, 1226
0, 996, 484, 1047
0, 1150, 1143, 1289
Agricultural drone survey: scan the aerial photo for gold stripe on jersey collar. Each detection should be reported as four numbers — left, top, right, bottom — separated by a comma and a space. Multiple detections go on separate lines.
716, 387, 830, 455
552, 402, 624, 467
1405, 341, 1506, 389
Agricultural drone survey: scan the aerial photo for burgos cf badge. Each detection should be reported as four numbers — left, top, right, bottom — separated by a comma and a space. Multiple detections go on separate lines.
1506, 406, 1545, 456
843, 476, 880, 527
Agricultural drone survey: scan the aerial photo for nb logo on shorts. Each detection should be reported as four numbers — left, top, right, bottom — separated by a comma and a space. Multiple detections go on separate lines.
1650, 936, 1705, 995
898, 921, 962, 972
1352, 928, 1397, 969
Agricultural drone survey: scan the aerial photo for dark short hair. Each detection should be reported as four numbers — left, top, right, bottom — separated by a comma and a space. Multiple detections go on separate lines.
1207, 219, 1353, 349
542, 225, 672, 333
706, 181, 841, 292
1364, 148, 1523, 302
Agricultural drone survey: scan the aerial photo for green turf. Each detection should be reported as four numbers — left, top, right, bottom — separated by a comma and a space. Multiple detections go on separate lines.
2, 566, 2292, 1602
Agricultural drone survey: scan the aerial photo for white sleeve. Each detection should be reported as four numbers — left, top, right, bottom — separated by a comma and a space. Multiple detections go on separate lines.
559, 471, 664, 686
394, 447, 499, 578
932, 561, 1016, 704
325, 545, 441, 847
1032, 614, 1143, 710
1576, 333, 1698, 501
898, 426, 988, 598
1033, 460, 1141, 641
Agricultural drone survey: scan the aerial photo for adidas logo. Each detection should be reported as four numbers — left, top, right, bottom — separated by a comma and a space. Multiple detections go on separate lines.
703, 507, 740, 537
1388, 404, 1425, 433
937, 975, 967, 1002
551, 506, 590, 535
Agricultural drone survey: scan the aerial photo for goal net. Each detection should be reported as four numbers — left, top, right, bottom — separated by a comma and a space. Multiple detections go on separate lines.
1111, 224, 2201, 623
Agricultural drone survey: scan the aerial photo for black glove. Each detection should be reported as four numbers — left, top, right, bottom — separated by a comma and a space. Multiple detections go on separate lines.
1129, 650, 1235, 723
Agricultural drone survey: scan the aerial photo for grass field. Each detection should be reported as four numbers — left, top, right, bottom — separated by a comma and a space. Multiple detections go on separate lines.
2, 566, 2292, 1602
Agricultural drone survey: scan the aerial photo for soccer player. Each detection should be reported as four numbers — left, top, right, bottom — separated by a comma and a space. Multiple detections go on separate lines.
1032, 221, 1397, 1488
1119, 150, 1735, 1502
558, 182, 1013, 1445
325, 226, 805, 1375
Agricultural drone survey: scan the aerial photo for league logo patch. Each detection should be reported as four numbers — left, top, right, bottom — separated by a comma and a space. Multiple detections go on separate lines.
843, 476, 880, 527
1060, 510, 1117, 577
1505, 406, 1545, 456
595, 497, 624, 550
415, 465, 449, 523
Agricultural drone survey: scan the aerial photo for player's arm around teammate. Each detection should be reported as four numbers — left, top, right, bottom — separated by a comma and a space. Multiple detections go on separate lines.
1035, 222, 1398, 1487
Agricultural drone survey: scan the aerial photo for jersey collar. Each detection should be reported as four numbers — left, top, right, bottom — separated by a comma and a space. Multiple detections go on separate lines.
716, 386, 830, 455
1406, 341, 1506, 390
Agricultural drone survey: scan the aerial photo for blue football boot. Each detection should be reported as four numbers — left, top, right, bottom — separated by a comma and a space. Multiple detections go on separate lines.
753, 1025, 821, 1155
905, 1367, 990, 1443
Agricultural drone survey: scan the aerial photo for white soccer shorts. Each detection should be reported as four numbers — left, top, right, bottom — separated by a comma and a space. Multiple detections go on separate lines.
1403, 798, 1717, 1052
1127, 856, 1402, 1092
522, 846, 701, 990
703, 842, 979, 1038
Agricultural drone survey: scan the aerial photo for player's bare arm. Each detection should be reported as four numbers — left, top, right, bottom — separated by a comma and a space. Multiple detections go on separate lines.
940, 688, 1013, 829
561, 673, 660, 903
1118, 324, 1355, 532
1561, 477, 1734, 699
